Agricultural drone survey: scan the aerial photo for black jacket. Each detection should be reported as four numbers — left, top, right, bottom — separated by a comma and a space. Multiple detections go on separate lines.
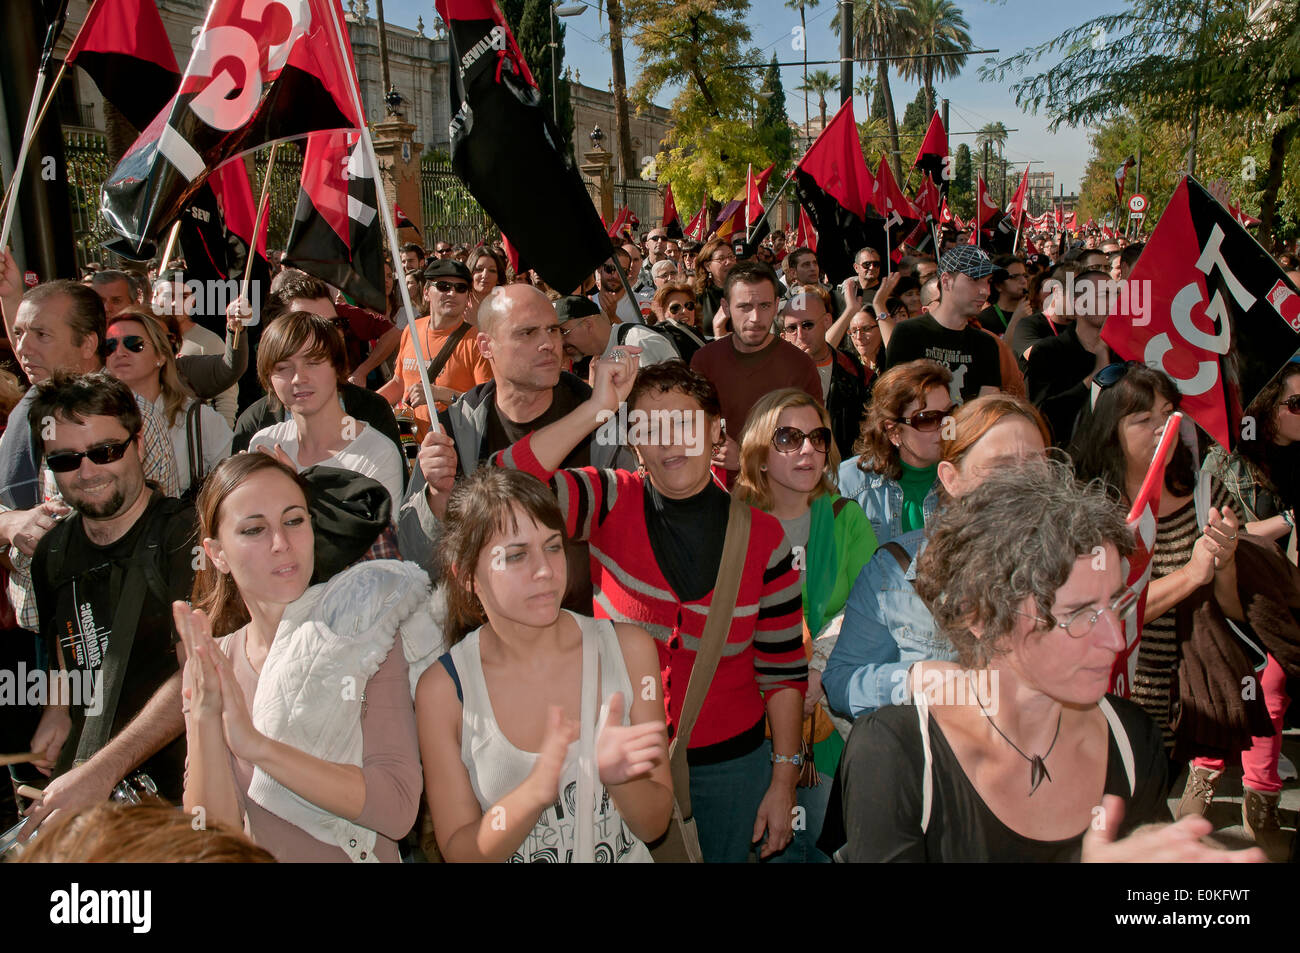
827, 350, 871, 460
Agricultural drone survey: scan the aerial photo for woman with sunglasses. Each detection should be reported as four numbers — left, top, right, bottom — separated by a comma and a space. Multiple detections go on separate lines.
465, 247, 507, 327
838, 360, 953, 545
649, 282, 706, 364
834, 459, 1263, 863
1067, 365, 1284, 828
734, 388, 878, 862
824, 394, 1050, 724
842, 309, 883, 385
104, 308, 233, 497
693, 238, 736, 336
175, 453, 434, 862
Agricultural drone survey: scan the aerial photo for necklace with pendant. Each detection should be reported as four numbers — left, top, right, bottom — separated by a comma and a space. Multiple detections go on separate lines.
973, 681, 1062, 796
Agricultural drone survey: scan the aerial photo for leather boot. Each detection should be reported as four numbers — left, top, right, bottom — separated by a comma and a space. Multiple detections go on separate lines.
1242, 786, 1290, 862
1175, 765, 1221, 819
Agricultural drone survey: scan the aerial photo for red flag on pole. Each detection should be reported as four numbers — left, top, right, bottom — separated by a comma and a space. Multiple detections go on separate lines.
746, 164, 765, 227
1110, 412, 1182, 697
65, 0, 179, 132
663, 183, 679, 229
796, 207, 818, 252
912, 110, 949, 193
1008, 166, 1030, 229
684, 202, 708, 242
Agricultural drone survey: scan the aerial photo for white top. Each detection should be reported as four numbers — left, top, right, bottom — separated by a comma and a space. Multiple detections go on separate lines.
179, 324, 239, 428
248, 417, 404, 509
449, 611, 653, 863
602, 322, 680, 367
155, 395, 233, 494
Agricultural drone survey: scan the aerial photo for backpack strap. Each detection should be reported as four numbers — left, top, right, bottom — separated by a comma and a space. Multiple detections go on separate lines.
186, 400, 204, 489
1096, 696, 1135, 797
832, 495, 851, 517
880, 541, 912, 575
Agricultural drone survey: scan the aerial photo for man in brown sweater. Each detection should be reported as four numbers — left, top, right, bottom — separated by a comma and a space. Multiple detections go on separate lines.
690, 260, 822, 484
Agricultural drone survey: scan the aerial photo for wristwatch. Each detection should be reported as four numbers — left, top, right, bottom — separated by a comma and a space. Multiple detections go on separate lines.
771, 751, 803, 767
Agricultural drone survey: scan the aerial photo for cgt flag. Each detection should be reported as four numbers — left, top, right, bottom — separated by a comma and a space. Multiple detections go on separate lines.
1110, 412, 1183, 697
791, 100, 880, 282
282, 131, 387, 313
1101, 176, 1300, 449
64, 0, 179, 132
101, 0, 363, 254
437, 0, 611, 294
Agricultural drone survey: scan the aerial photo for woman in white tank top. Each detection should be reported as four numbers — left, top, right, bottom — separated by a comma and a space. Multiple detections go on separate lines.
416, 469, 673, 862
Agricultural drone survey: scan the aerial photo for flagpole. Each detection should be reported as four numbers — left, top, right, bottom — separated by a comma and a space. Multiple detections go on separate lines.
235, 142, 280, 350
748, 169, 799, 248
159, 219, 182, 271
0, 62, 69, 229
1012, 219, 1022, 255
325, 0, 440, 433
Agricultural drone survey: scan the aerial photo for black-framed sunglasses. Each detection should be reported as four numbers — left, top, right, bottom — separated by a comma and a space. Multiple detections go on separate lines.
46, 434, 138, 473
859, 260, 882, 270
433, 280, 470, 294
667, 302, 696, 314
1090, 360, 1143, 410
772, 426, 832, 454
782, 320, 818, 335
895, 406, 955, 432
1016, 587, 1140, 639
1279, 394, 1300, 415
104, 335, 147, 355
434, 246, 452, 254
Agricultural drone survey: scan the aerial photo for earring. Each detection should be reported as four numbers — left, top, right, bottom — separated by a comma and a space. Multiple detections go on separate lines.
759, 465, 767, 472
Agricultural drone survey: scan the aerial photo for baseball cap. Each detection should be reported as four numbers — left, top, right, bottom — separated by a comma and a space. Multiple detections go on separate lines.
553, 295, 601, 324
422, 258, 472, 282
939, 246, 995, 279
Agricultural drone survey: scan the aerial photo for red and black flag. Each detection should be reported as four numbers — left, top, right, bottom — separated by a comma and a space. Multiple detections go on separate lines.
101, 0, 363, 255
64, 0, 179, 132
872, 155, 921, 260
663, 183, 681, 239
395, 202, 417, 230
791, 100, 881, 281
281, 131, 386, 313
912, 110, 948, 198
435, 0, 611, 295
1101, 176, 1300, 449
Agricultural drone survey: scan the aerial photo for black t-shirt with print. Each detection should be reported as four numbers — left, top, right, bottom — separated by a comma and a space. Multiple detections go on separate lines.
31, 493, 198, 800
881, 313, 1002, 401
481, 381, 592, 470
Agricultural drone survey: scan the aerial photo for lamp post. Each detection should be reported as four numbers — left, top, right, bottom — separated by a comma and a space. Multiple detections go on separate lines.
550, 3, 585, 126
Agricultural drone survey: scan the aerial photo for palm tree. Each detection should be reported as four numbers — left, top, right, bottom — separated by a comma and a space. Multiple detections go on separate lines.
854, 74, 874, 102
975, 120, 1008, 191
896, 0, 972, 119
799, 70, 839, 133
836, 0, 912, 183
785, 0, 820, 148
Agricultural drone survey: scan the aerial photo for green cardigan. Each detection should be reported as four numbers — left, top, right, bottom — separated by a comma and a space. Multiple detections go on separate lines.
804, 493, 878, 636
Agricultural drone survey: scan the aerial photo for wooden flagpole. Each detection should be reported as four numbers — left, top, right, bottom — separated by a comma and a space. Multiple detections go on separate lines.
234, 143, 280, 349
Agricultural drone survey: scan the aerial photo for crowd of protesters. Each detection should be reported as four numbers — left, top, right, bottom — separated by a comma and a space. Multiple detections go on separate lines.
0, 213, 1296, 866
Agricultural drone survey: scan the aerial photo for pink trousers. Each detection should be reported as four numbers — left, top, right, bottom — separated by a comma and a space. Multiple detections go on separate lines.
1192, 654, 1291, 794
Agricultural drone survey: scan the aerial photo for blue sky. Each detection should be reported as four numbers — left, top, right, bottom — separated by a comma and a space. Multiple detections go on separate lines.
387, 0, 1130, 192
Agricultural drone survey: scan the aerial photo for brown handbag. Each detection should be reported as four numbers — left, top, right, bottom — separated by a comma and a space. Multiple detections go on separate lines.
648, 497, 753, 863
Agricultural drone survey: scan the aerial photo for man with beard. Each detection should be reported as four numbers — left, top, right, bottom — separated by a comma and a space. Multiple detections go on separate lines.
396, 285, 635, 611
23, 372, 197, 835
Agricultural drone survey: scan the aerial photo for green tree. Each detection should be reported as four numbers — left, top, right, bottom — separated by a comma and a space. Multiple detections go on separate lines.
757, 53, 795, 174
516, 0, 574, 157
835, 0, 911, 183
799, 69, 839, 132
870, 83, 887, 121
625, 0, 768, 209
951, 141, 972, 218
981, 0, 1300, 248
901, 85, 929, 133
896, 0, 971, 120
975, 120, 1008, 194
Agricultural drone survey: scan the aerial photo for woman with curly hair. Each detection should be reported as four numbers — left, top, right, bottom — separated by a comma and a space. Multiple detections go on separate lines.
692, 238, 736, 335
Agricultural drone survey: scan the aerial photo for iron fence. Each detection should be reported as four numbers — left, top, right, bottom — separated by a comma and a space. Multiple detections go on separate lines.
63, 131, 117, 270
420, 157, 496, 247
248, 142, 303, 253
614, 180, 660, 230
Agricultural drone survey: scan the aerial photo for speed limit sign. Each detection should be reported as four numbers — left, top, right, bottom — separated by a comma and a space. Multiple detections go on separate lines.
1128, 193, 1147, 214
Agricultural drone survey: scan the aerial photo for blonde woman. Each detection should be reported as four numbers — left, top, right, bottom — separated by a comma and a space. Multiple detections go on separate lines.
104, 307, 232, 495
735, 387, 878, 862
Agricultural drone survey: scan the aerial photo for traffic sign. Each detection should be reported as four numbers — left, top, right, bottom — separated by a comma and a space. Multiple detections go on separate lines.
1128, 193, 1148, 214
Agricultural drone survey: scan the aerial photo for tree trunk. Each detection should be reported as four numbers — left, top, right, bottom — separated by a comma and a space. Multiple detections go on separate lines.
606, 0, 636, 183
801, 6, 809, 147
924, 61, 933, 119
103, 99, 134, 167
1257, 118, 1298, 252
819, 94, 827, 131
875, 46, 903, 184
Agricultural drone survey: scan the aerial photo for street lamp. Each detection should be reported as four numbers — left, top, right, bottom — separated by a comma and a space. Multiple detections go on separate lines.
550, 2, 585, 126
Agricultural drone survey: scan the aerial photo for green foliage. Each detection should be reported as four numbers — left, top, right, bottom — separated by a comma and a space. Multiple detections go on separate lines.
895, 0, 971, 118
625, 0, 770, 209
901, 86, 929, 133
799, 69, 840, 130
951, 141, 972, 217
757, 53, 795, 175
870, 83, 887, 121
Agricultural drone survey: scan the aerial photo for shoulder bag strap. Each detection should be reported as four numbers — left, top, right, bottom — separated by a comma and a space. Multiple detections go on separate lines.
1096, 697, 1135, 797
425, 322, 472, 384
666, 496, 753, 819
913, 691, 934, 834
186, 400, 204, 486
880, 541, 912, 576
575, 620, 601, 864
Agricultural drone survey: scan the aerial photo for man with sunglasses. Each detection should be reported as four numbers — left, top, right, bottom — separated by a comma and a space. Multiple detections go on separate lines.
1025, 269, 1116, 446
637, 229, 671, 292
881, 246, 1003, 403
780, 286, 870, 458
21, 372, 198, 837
555, 294, 678, 373
378, 258, 492, 442
591, 248, 642, 325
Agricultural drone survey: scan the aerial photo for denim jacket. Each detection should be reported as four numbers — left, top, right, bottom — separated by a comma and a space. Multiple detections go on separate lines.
837, 456, 941, 545
822, 528, 958, 719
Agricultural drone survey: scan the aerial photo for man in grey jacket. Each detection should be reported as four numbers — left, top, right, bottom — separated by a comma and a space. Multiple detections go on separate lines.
398, 285, 632, 611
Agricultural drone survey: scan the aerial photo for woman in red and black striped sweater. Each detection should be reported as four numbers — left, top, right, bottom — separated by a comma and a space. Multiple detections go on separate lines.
490, 357, 807, 863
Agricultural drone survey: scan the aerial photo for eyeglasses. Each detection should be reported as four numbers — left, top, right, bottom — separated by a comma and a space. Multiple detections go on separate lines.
1279, 395, 1300, 415
1016, 587, 1139, 639
710, 253, 737, 265
648, 234, 667, 242
433, 280, 469, 294
558, 319, 587, 337
895, 406, 955, 432
46, 434, 138, 473
782, 320, 819, 335
849, 326, 879, 337
104, 335, 147, 355
859, 260, 882, 270
771, 426, 832, 454
667, 302, 696, 314
1090, 360, 1142, 410
434, 246, 452, 254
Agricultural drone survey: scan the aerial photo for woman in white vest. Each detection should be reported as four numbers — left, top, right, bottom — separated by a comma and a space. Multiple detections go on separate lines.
175, 453, 442, 862
417, 467, 672, 862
